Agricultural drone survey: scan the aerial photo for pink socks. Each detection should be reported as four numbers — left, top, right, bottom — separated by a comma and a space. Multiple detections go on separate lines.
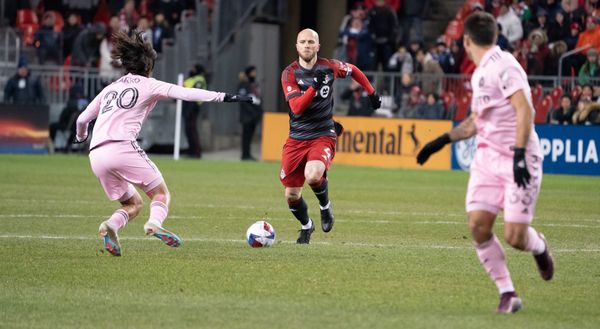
147, 201, 168, 227
475, 235, 515, 294
106, 209, 129, 231
524, 227, 546, 255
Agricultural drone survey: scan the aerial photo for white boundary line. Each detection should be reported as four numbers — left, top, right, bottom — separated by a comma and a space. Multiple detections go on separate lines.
0, 234, 598, 253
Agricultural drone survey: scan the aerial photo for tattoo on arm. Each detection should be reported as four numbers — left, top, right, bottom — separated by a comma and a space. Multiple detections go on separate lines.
448, 114, 477, 142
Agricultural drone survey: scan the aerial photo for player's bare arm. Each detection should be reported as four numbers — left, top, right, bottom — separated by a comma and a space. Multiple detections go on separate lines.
416, 113, 477, 165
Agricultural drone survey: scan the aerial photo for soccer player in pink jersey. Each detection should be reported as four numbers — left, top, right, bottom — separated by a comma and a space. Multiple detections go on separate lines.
416, 12, 554, 314
75, 31, 252, 256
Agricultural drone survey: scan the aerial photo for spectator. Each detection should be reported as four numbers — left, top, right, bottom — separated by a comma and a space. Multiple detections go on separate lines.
394, 72, 417, 114
34, 11, 63, 65
399, 0, 428, 45
547, 10, 570, 42
576, 15, 600, 55
182, 64, 207, 158
526, 8, 550, 36
565, 21, 581, 50
64, 0, 98, 24
71, 23, 106, 67
497, 23, 512, 51
341, 80, 376, 117
587, 0, 600, 20
497, 4, 524, 44
433, 41, 455, 73
549, 95, 574, 124
136, 16, 152, 43
388, 45, 413, 74
416, 93, 445, 119
119, 0, 140, 32
99, 16, 123, 82
3, 59, 45, 105
368, 0, 398, 71
448, 41, 465, 74
151, 0, 185, 27
398, 85, 424, 118
544, 40, 569, 75
578, 48, 599, 84
340, 17, 374, 70
539, 0, 561, 22
414, 49, 444, 95
238, 66, 263, 161
63, 13, 83, 59
572, 101, 600, 124
152, 12, 173, 53
562, 0, 586, 28
527, 29, 550, 75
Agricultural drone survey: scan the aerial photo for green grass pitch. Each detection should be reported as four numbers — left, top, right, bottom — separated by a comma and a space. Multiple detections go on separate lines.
1, 154, 599, 328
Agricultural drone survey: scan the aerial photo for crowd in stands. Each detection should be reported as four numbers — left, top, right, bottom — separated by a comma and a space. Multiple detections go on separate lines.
7, 0, 199, 70
337, 0, 600, 124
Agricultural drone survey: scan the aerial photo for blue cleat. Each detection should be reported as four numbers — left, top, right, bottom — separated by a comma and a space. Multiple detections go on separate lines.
99, 221, 121, 256
144, 223, 182, 247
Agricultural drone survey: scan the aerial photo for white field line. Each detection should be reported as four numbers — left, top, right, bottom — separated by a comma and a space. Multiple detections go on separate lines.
1, 214, 599, 229
0, 234, 598, 253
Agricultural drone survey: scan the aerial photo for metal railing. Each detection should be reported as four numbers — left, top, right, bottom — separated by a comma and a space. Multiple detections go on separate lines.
1, 27, 20, 65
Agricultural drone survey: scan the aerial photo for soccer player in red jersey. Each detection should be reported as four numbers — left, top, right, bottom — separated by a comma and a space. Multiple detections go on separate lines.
280, 29, 381, 244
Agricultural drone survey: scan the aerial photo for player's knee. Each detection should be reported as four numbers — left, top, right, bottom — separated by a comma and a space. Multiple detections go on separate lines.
504, 231, 526, 250
285, 190, 301, 203
305, 172, 323, 186
469, 220, 492, 243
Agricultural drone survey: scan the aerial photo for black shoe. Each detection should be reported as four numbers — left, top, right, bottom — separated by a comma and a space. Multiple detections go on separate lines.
241, 156, 257, 161
496, 291, 522, 314
296, 224, 315, 244
320, 204, 334, 233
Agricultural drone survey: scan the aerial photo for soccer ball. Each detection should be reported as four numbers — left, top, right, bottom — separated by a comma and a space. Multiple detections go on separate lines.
246, 221, 276, 248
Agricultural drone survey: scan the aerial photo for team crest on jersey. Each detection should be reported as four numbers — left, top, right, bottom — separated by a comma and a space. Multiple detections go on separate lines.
280, 169, 286, 179
319, 86, 331, 98
287, 86, 292, 92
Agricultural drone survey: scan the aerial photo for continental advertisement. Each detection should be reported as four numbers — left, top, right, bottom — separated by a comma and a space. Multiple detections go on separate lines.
261, 113, 452, 170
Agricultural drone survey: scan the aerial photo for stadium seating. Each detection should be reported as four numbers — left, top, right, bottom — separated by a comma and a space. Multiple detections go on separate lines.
571, 85, 582, 101
442, 91, 456, 119
535, 95, 553, 124
531, 83, 543, 109
549, 86, 563, 105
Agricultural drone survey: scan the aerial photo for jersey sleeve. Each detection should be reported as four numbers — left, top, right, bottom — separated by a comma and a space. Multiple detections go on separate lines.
499, 64, 528, 99
329, 59, 352, 79
151, 79, 224, 102
75, 91, 102, 141
281, 67, 302, 101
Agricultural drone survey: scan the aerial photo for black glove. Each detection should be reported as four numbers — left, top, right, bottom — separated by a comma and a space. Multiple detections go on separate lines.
369, 92, 381, 110
416, 133, 451, 165
313, 70, 327, 89
333, 120, 344, 136
224, 93, 253, 103
513, 147, 531, 189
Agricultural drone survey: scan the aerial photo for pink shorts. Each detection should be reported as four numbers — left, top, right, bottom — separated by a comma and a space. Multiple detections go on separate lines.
466, 146, 543, 223
89, 140, 164, 201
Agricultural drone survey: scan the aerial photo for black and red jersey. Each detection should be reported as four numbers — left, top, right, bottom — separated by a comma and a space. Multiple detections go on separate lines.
281, 58, 353, 140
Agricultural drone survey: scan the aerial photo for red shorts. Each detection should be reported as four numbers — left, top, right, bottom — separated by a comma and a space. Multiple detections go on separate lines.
280, 136, 336, 187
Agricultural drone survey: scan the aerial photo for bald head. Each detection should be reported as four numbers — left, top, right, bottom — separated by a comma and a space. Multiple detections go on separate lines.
296, 28, 321, 64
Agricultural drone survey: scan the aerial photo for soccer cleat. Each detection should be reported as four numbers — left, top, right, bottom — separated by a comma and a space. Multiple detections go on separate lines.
534, 233, 554, 281
296, 223, 315, 244
99, 221, 121, 257
320, 204, 334, 233
144, 223, 182, 248
496, 291, 522, 314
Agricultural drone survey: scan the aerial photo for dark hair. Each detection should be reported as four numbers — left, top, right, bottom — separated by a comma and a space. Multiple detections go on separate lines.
464, 11, 498, 46
111, 30, 157, 77
560, 95, 571, 101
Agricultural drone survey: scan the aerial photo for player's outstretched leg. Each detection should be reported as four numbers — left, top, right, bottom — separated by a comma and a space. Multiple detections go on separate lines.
287, 195, 314, 244
524, 227, 554, 281
309, 178, 334, 232
144, 183, 181, 248
98, 209, 128, 256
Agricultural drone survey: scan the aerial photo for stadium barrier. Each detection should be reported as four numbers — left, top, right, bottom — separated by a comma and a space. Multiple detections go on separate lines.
0, 103, 49, 153
451, 124, 600, 176
261, 113, 452, 170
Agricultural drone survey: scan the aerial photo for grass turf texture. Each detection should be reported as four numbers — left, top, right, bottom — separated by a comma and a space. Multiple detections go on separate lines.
0, 154, 599, 328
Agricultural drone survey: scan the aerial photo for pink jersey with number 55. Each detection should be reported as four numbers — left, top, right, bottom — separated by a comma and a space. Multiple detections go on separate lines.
470, 46, 542, 158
